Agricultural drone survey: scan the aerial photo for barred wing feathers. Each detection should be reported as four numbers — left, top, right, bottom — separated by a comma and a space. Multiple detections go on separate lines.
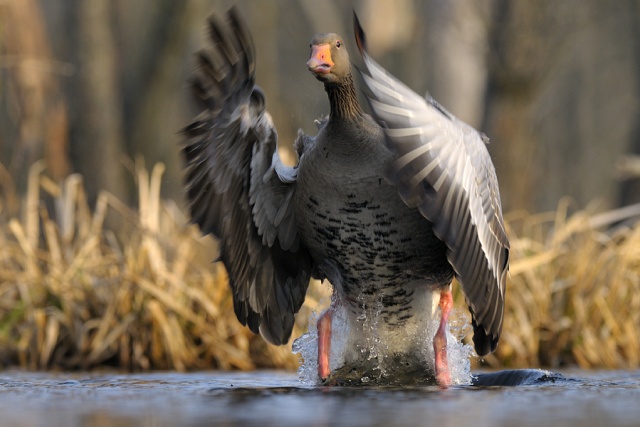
182, 8, 312, 345
355, 21, 509, 356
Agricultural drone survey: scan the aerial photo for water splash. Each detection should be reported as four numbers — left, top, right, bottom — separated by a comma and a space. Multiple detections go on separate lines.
414, 307, 474, 385
292, 310, 320, 385
356, 292, 388, 378
447, 309, 474, 385
293, 300, 474, 386
292, 298, 352, 385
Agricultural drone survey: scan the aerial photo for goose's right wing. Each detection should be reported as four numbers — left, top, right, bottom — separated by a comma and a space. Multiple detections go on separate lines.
182, 8, 313, 345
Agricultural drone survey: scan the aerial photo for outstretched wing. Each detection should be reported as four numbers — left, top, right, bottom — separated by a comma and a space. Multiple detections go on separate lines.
354, 17, 509, 356
182, 8, 313, 345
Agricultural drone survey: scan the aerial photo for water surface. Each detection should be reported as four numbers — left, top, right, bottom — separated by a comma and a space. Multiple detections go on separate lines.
1, 369, 639, 426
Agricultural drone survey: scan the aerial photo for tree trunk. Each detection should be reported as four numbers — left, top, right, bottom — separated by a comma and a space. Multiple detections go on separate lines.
74, 0, 128, 204
484, 0, 639, 212
0, 0, 71, 190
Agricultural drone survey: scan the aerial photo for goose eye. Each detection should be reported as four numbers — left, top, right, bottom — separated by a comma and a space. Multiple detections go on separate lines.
336, 40, 341, 48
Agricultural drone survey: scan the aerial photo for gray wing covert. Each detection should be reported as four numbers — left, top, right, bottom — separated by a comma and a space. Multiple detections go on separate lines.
182, 8, 312, 345
354, 18, 509, 356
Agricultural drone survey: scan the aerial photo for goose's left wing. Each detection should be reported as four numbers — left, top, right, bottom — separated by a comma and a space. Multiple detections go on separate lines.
354, 17, 509, 356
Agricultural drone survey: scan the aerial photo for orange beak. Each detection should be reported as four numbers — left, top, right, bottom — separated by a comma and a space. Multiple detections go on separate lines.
306, 44, 333, 75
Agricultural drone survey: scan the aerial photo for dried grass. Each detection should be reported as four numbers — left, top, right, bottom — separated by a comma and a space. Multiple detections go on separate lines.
478, 199, 640, 369
0, 161, 326, 371
1, 163, 639, 371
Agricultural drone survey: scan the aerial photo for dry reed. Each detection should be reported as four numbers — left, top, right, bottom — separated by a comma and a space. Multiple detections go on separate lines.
0, 161, 326, 371
1, 163, 639, 371
480, 199, 640, 369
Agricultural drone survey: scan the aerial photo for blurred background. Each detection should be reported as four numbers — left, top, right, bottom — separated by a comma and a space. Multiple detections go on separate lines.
2, 0, 639, 213
1, 0, 639, 372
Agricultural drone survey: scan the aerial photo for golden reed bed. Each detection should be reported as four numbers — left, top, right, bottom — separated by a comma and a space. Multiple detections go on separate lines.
0, 162, 638, 371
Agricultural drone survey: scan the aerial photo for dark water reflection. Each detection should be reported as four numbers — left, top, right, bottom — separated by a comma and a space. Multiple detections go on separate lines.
1, 370, 639, 426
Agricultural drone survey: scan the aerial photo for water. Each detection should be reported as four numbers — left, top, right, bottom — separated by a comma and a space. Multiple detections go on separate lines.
293, 298, 475, 386
1, 369, 640, 426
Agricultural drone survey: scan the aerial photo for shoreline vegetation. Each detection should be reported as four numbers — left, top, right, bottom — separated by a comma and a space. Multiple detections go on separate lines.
1, 162, 638, 372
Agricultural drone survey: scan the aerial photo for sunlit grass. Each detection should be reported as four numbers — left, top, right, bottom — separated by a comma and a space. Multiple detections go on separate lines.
0, 162, 638, 371
483, 200, 640, 369
0, 161, 327, 371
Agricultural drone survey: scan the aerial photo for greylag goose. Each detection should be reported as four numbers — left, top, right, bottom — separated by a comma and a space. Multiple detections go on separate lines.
181, 8, 509, 387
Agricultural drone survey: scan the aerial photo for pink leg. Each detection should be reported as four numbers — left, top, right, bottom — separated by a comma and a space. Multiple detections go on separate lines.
433, 290, 453, 388
317, 309, 332, 380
